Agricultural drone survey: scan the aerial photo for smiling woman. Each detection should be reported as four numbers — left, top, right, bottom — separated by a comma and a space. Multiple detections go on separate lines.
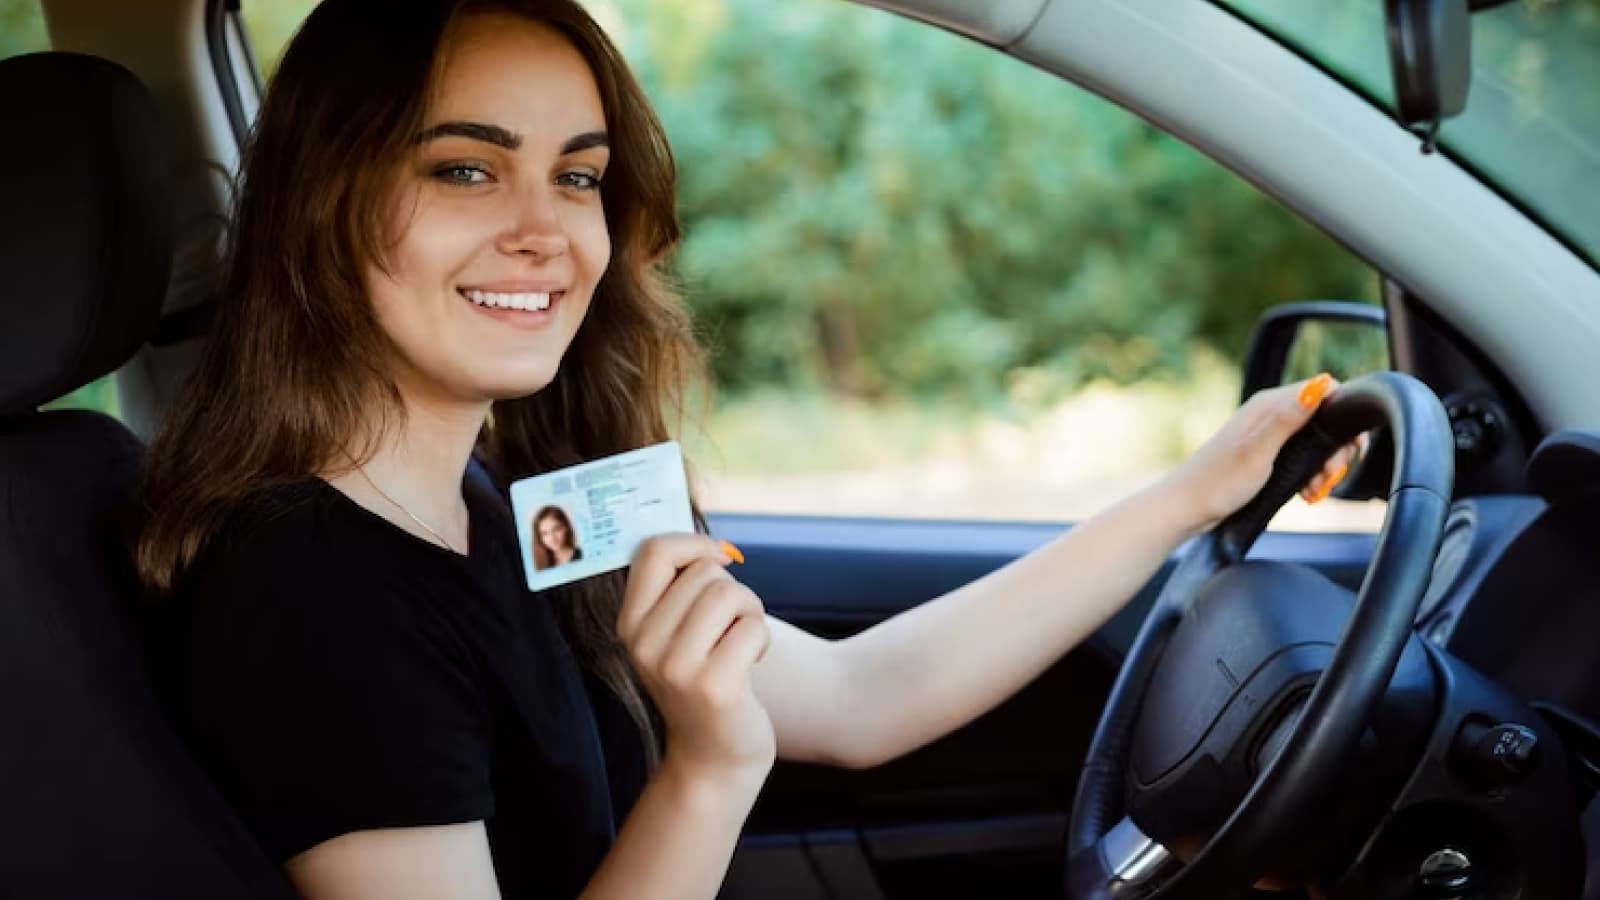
132, 2, 749, 898
0, 0, 1385, 896
360, 13, 614, 402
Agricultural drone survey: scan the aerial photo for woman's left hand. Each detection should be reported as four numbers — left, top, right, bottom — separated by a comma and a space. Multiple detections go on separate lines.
1167, 372, 1369, 535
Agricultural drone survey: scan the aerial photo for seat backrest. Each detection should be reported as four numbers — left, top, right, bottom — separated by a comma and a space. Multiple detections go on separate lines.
0, 52, 296, 900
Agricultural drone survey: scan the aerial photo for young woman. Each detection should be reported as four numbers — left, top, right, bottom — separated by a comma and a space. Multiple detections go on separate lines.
135, 1, 1358, 897
533, 505, 583, 570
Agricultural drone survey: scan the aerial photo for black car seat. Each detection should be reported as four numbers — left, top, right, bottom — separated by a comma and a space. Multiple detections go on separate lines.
0, 52, 297, 899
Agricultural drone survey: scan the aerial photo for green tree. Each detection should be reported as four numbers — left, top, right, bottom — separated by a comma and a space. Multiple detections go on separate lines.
611, 0, 1378, 406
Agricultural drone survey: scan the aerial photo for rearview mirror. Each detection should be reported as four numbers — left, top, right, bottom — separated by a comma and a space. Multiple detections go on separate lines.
1386, 0, 1472, 136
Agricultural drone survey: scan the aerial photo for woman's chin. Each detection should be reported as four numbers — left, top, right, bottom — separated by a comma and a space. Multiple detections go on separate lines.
475, 369, 560, 402
416, 357, 563, 405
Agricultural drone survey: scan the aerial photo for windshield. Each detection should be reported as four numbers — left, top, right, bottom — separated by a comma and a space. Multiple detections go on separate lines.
1216, 0, 1600, 271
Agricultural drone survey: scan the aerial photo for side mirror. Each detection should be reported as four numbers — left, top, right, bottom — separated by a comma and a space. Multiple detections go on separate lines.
1241, 301, 1392, 501
1386, 0, 1472, 138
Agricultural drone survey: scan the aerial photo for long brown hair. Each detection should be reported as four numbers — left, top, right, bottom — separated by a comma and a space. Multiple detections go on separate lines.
136, 0, 704, 763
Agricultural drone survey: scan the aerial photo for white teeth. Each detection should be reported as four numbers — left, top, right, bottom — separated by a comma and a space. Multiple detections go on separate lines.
462, 289, 553, 311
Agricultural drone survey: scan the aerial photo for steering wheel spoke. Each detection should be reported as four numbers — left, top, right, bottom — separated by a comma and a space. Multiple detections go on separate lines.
1102, 817, 1175, 891
1066, 817, 1179, 900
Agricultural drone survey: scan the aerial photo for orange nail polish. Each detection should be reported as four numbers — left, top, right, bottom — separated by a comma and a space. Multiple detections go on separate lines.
718, 539, 745, 565
1309, 464, 1348, 504
1328, 462, 1350, 489
1298, 373, 1335, 410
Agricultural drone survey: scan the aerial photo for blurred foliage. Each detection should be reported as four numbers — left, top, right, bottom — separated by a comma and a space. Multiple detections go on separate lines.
238, 0, 1380, 409
42, 378, 119, 417
608, 0, 1381, 406
240, 2, 304, 75
0, 0, 42, 59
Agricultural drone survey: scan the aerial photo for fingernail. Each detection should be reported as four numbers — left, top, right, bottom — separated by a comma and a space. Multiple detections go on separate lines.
718, 539, 745, 565
1329, 463, 1349, 488
1309, 464, 1349, 504
1298, 373, 1335, 410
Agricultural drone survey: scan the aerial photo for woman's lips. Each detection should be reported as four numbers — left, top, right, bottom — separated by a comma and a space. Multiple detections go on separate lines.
458, 287, 564, 311
458, 287, 567, 328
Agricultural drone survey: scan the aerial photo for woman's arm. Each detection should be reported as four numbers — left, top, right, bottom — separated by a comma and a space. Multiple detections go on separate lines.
753, 478, 1191, 770
754, 376, 1360, 770
286, 823, 501, 900
581, 757, 763, 898
286, 759, 762, 900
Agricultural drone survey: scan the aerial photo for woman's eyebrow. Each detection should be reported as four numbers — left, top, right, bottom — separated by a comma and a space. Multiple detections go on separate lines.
415, 120, 522, 150
562, 131, 609, 155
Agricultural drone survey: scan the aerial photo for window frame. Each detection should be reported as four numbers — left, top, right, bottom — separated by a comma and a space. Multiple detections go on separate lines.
205, 0, 260, 143
1209, 0, 1600, 274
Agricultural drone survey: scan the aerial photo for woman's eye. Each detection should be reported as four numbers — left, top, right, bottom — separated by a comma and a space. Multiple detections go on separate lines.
434, 164, 491, 186
557, 170, 602, 191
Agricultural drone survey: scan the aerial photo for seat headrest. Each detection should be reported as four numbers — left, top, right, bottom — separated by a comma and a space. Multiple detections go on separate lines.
0, 52, 174, 417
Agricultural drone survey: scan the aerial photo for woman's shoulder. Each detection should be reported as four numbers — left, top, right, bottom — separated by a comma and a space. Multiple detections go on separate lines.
192, 479, 358, 581
183, 479, 442, 624
182, 478, 486, 681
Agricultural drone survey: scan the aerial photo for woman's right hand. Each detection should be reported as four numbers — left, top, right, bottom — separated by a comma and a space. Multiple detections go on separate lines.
618, 535, 776, 788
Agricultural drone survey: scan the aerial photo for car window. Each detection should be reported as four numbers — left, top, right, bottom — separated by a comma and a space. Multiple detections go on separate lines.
0, 0, 43, 60
236, 0, 1385, 533
1216, 0, 1600, 272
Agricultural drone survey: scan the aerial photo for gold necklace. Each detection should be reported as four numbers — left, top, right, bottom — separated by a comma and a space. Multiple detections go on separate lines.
353, 465, 462, 555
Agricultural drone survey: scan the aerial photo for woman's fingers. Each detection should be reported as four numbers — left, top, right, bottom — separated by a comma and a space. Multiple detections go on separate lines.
1244, 373, 1338, 449
1302, 455, 1351, 504
701, 613, 772, 687
1301, 433, 1372, 504
661, 581, 765, 680
1243, 374, 1372, 506
617, 534, 733, 643
619, 537, 774, 775
628, 558, 732, 670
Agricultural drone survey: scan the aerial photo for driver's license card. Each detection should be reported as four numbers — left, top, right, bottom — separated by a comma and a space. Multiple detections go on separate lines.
508, 441, 696, 592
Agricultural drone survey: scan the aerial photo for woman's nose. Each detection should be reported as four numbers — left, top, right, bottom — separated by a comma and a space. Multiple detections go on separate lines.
497, 189, 569, 259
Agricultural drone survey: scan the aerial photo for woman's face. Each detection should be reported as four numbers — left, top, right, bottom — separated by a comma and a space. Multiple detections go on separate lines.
537, 514, 571, 552
366, 12, 612, 405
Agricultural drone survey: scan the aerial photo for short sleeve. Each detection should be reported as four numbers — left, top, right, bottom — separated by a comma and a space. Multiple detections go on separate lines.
186, 564, 494, 861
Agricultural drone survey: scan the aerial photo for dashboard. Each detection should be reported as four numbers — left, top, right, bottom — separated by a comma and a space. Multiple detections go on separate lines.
1413, 495, 1544, 646
1414, 431, 1600, 720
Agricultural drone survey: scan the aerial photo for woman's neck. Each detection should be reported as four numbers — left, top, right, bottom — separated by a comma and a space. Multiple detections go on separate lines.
327, 391, 490, 553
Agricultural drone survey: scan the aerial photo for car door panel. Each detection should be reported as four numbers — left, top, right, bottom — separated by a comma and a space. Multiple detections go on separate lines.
710, 513, 1377, 898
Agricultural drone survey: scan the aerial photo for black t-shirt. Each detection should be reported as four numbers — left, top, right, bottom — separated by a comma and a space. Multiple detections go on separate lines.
175, 476, 647, 898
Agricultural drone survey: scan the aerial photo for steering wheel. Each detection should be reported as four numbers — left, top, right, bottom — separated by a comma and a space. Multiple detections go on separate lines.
1065, 371, 1455, 898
